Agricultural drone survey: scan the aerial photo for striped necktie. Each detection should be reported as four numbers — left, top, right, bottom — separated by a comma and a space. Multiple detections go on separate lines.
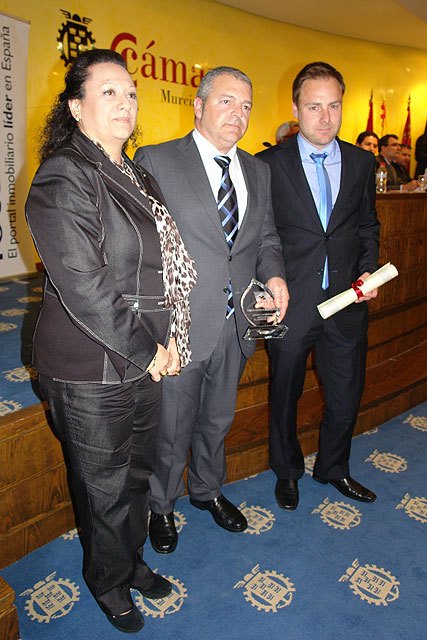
310, 152, 332, 290
215, 155, 239, 316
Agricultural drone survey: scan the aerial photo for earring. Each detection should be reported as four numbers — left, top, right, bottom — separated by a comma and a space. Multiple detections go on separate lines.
74, 113, 80, 122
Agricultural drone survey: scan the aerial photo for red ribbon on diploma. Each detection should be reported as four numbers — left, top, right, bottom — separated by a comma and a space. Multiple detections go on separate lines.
351, 279, 364, 299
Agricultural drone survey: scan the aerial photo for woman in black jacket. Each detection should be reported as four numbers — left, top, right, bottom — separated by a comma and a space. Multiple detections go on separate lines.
25, 49, 196, 633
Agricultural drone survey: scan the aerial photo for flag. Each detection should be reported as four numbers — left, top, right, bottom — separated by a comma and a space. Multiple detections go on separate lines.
402, 96, 411, 147
366, 90, 373, 130
380, 98, 387, 135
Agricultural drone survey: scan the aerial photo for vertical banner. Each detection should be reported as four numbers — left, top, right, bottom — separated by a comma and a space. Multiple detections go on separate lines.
0, 13, 34, 278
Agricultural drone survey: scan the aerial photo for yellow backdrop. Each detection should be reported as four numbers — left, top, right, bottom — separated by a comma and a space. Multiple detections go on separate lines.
2, 0, 427, 177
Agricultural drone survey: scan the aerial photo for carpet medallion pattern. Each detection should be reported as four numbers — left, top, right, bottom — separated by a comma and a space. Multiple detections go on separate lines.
1, 403, 426, 638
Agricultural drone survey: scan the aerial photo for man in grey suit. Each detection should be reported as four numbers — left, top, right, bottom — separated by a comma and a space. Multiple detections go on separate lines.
135, 66, 288, 553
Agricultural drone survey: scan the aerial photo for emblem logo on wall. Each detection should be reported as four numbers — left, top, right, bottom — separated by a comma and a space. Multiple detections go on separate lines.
234, 564, 295, 612
312, 498, 362, 530
396, 493, 427, 523
57, 10, 96, 66
339, 559, 399, 606
20, 572, 80, 622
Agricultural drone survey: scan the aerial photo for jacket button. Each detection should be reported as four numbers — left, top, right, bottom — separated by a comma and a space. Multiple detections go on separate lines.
223, 287, 228, 293
229, 255, 232, 261
325, 235, 331, 241
317, 269, 323, 275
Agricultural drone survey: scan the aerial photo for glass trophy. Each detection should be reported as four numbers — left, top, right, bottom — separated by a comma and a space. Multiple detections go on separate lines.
240, 279, 288, 340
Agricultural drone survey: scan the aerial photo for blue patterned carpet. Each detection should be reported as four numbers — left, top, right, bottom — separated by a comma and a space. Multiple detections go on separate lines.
2, 402, 426, 639
0, 272, 43, 416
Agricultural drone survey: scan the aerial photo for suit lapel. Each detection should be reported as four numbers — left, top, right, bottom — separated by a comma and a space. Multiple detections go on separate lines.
277, 138, 324, 230
69, 130, 156, 223
175, 134, 227, 240
327, 139, 356, 230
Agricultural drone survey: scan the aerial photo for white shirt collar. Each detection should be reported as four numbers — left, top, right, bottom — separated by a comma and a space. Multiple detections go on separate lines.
297, 133, 339, 162
192, 128, 237, 161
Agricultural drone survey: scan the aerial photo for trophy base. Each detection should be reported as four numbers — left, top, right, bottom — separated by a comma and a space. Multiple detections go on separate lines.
243, 323, 288, 341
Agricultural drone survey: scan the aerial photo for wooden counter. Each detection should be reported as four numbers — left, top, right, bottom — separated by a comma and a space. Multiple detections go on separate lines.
1, 193, 426, 576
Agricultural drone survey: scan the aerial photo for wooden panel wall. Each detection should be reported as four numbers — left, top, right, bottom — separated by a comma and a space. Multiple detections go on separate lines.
0, 193, 426, 575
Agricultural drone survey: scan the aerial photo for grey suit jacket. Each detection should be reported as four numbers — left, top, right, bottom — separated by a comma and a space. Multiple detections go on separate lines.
135, 132, 286, 359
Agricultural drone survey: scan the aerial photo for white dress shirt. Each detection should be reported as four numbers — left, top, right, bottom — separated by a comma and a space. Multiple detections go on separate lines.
192, 128, 248, 224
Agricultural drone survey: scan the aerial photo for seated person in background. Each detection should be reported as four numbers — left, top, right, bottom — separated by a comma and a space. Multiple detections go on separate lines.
393, 144, 413, 183
275, 120, 299, 143
261, 120, 299, 149
377, 134, 417, 191
355, 130, 379, 154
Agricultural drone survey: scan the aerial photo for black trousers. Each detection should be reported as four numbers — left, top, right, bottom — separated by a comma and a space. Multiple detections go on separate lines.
39, 373, 161, 616
268, 313, 368, 481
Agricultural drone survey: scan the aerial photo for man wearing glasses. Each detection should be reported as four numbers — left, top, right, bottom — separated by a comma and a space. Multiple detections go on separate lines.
377, 135, 417, 191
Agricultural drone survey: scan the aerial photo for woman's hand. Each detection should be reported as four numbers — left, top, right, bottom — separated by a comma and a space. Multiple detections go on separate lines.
166, 338, 181, 376
147, 343, 172, 382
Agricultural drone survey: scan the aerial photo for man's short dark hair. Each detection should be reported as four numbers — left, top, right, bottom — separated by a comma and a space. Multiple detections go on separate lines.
356, 130, 379, 145
292, 61, 345, 105
379, 134, 399, 151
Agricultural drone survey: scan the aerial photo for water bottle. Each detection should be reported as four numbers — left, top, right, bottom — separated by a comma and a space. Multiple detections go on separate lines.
376, 162, 387, 193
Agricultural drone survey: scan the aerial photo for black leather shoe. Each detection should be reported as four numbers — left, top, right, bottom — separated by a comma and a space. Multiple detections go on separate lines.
132, 572, 172, 599
190, 494, 247, 532
149, 512, 178, 554
313, 474, 377, 502
106, 606, 144, 633
275, 479, 299, 510
130, 560, 172, 600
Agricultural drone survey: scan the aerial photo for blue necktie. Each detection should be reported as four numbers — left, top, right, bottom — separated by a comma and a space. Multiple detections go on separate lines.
215, 155, 239, 317
310, 152, 332, 289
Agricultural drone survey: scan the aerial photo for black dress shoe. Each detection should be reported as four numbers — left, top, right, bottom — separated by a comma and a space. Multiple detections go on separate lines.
190, 494, 247, 532
130, 559, 172, 599
149, 512, 178, 554
275, 479, 299, 510
106, 605, 144, 634
313, 474, 377, 502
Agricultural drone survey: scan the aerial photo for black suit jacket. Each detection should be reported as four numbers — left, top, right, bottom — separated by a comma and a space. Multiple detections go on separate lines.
257, 136, 380, 340
26, 130, 171, 382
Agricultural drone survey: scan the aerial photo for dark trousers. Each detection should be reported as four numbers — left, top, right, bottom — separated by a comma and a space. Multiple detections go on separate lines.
39, 374, 161, 616
150, 318, 245, 514
268, 313, 368, 481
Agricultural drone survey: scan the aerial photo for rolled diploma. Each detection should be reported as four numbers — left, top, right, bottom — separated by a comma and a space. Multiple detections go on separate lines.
317, 263, 399, 320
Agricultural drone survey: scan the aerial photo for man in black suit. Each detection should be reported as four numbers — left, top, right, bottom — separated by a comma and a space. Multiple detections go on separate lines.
377, 135, 417, 191
257, 61, 380, 510
392, 143, 413, 183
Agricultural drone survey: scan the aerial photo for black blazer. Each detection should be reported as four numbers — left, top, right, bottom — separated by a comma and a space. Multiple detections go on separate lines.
257, 136, 380, 339
26, 130, 171, 382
